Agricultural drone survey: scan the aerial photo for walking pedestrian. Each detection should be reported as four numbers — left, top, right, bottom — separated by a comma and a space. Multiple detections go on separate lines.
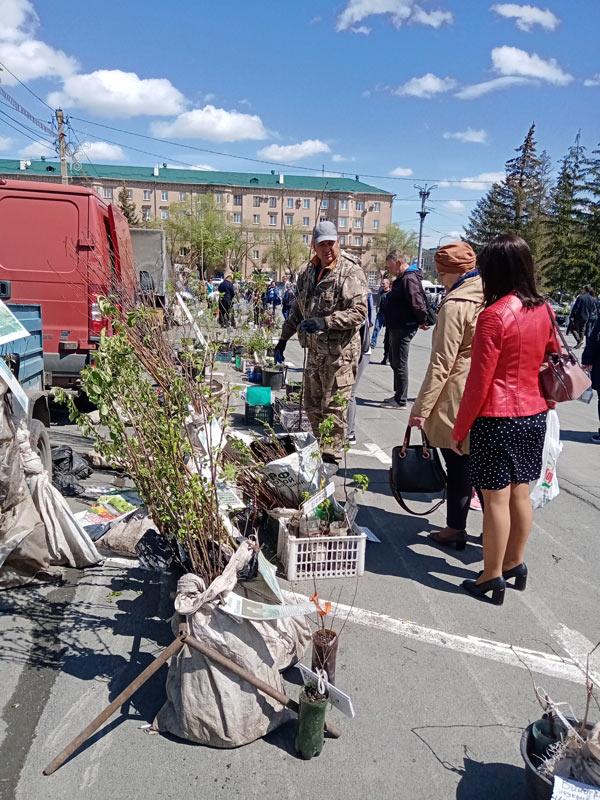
218, 275, 235, 327
282, 282, 295, 319
582, 314, 600, 443
371, 278, 390, 351
274, 221, 368, 465
382, 250, 428, 408
452, 234, 559, 605
569, 285, 597, 349
264, 280, 281, 313
408, 242, 483, 550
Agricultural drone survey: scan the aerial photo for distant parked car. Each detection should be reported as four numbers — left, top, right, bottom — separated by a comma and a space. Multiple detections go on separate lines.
548, 300, 568, 328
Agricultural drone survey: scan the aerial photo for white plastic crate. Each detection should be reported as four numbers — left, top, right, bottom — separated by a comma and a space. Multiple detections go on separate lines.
278, 521, 366, 581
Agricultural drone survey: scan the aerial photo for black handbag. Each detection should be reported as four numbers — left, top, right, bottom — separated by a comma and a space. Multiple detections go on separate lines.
389, 425, 446, 516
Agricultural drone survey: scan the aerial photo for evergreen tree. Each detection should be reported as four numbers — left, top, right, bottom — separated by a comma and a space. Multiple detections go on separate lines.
463, 182, 511, 252
543, 133, 591, 296
584, 142, 600, 291
117, 183, 140, 226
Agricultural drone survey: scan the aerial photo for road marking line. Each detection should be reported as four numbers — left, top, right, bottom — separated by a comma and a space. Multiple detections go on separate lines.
553, 624, 600, 688
285, 591, 585, 684
364, 442, 392, 465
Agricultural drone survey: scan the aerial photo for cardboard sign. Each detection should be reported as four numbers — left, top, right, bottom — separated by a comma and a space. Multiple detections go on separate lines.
551, 777, 600, 799
296, 663, 355, 719
0, 299, 29, 347
302, 480, 335, 516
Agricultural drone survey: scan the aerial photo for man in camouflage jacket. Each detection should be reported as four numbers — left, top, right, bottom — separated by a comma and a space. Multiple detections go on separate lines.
275, 221, 368, 463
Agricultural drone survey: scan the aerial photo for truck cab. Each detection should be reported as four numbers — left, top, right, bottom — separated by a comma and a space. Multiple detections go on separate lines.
0, 179, 136, 389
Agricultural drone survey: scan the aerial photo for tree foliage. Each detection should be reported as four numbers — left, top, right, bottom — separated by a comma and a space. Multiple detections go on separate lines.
117, 182, 139, 226
373, 223, 418, 259
265, 226, 310, 281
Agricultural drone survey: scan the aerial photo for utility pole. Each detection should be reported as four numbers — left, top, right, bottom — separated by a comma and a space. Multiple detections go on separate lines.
415, 183, 436, 269
55, 108, 68, 184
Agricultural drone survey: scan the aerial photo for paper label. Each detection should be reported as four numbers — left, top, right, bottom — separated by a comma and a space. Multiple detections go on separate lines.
0, 357, 29, 414
0, 300, 29, 346
552, 777, 600, 799
302, 481, 335, 516
257, 551, 283, 601
223, 592, 315, 621
296, 663, 356, 719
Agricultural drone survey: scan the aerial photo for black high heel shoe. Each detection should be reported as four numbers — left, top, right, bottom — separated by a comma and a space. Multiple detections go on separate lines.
428, 529, 467, 551
462, 576, 506, 605
502, 563, 528, 591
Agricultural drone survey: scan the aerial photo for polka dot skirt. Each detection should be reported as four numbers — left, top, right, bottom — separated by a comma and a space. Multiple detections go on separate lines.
469, 411, 547, 491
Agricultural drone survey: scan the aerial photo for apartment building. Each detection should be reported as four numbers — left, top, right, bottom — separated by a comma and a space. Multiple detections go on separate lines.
0, 158, 394, 283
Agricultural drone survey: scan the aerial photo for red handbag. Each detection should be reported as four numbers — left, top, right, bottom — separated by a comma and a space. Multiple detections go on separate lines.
540, 305, 592, 403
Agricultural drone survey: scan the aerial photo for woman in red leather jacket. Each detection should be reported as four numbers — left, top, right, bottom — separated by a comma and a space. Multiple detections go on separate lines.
452, 233, 557, 606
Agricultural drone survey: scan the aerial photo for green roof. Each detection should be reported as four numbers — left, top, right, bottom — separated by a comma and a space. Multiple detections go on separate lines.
0, 158, 393, 195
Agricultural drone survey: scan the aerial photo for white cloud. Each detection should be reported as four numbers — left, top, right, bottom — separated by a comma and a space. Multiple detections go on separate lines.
20, 139, 55, 158
74, 141, 126, 161
455, 171, 505, 191
332, 153, 356, 162
257, 139, 330, 162
491, 4, 560, 32
336, 0, 453, 31
491, 45, 573, 85
443, 127, 488, 143
584, 73, 600, 87
389, 167, 413, 176
361, 89, 372, 98
351, 25, 372, 34
48, 69, 185, 117
455, 75, 536, 99
152, 106, 268, 142
393, 73, 457, 98
443, 200, 466, 212
1, 0, 37, 43
0, 136, 13, 151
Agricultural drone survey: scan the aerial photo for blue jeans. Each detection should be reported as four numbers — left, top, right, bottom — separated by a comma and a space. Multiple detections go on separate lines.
371, 312, 385, 346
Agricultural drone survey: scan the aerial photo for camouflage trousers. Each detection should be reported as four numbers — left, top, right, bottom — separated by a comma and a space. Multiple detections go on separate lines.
302, 350, 359, 461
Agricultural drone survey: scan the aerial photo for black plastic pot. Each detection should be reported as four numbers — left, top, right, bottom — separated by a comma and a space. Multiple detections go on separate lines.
262, 367, 285, 390
311, 629, 338, 685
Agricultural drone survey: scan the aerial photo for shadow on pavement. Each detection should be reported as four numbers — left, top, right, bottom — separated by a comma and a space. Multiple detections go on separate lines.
559, 428, 597, 444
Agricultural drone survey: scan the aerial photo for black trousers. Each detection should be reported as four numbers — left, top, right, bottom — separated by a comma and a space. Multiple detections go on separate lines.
389, 327, 417, 403
572, 318, 586, 345
383, 327, 390, 361
440, 448, 473, 531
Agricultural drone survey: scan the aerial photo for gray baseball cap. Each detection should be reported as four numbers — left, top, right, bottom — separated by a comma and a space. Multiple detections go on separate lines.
313, 220, 337, 243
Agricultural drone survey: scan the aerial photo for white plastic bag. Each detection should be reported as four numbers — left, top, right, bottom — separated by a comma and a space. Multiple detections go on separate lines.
531, 409, 562, 509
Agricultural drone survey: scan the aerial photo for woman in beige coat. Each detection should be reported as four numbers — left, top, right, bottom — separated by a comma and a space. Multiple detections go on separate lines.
408, 242, 484, 550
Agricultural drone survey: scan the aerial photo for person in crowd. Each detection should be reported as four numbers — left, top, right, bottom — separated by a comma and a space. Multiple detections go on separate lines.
408, 242, 483, 550
264, 280, 281, 313
274, 221, 368, 465
383, 250, 428, 408
347, 292, 374, 446
218, 274, 235, 327
371, 278, 390, 355
569, 285, 597, 349
582, 314, 600, 443
452, 233, 558, 605
282, 282, 296, 319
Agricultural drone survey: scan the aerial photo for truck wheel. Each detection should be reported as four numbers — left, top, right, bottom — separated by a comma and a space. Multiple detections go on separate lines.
29, 419, 52, 476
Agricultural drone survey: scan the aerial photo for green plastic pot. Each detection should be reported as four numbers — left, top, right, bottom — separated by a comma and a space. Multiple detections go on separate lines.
295, 688, 328, 760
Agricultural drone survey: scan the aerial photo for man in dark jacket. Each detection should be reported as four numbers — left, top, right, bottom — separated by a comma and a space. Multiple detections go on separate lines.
218, 275, 235, 327
582, 315, 600, 443
383, 250, 427, 407
570, 286, 597, 349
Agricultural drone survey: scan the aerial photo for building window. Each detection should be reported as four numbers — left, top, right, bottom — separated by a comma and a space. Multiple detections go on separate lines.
269, 196, 277, 208
103, 187, 113, 200
374, 202, 380, 212
142, 206, 151, 221
286, 198, 294, 208
253, 195, 260, 207
161, 190, 168, 201
143, 189, 151, 200
333, 199, 338, 210
127, 189, 133, 200
356, 201, 364, 211
161, 209, 168, 220
252, 250, 260, 260
371, 254, 378, 264
354, 218, 363, 229
233, 213, 242, 224
215, 192, 224, 203
179, 191, 187, 201
354, 236, 362, 246
303, 198, 310, 209
269, 232, 276, 242
319, 216, 328, 223
338, 218, 347, 228
340, 199, 347, 210
373, 219, 380, 230
368, 271, 379, 288
302, 234, 309, 244
285, 214, 294, 225
321, 198, 329, 209
234, 194, 242, 206
302, 217, 310, 227
179, 247, 189, 257
253, 214, 260, 224
269, 214, 277, 226
339, 235, 346, 246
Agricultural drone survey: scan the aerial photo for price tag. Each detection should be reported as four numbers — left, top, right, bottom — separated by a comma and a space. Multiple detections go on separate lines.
301, 481, 335, 516
296, 663, 355, 718
552, 777, 600, 799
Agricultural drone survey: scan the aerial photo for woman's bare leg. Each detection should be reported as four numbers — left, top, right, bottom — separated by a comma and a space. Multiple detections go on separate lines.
478, 486, 511, 583
503, 482, 533, 571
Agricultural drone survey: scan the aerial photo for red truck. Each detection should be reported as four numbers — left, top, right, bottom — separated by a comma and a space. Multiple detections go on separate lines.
0, 179, 136, 389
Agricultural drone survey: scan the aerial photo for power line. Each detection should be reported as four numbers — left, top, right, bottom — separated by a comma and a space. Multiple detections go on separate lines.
0, 60, 54, 112
0, 113, 55, 149
0, 106, 54, 143
0, 87, 54, 135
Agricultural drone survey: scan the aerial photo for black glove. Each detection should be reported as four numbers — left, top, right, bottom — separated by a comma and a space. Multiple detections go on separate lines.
274, 341, 286, 364
300, 317, 327, 334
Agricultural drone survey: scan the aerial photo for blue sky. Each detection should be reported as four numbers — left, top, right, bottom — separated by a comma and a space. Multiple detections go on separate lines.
0, 0, 598, 246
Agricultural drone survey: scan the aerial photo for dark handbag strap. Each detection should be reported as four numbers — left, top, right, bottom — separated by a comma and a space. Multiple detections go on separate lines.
545, 303, 576, 360
400, 424, 432, 459
391, 425, 446, 516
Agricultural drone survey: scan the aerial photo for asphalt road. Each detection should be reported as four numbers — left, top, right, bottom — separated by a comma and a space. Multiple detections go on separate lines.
1, 329, 599, 800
